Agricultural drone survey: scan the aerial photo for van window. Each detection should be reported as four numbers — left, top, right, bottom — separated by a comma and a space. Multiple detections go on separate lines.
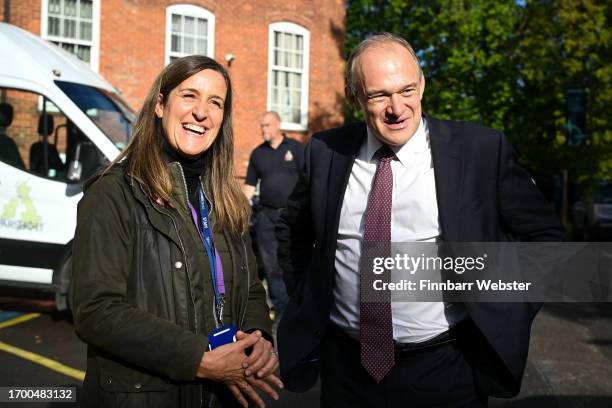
0, 87, 103, 182
55, 81, 134, 150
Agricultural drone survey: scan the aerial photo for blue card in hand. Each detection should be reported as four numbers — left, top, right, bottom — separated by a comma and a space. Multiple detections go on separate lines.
208, 325, 237, 350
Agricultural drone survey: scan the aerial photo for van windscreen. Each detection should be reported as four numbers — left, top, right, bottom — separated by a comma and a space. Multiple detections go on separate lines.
55, 81, 134, 149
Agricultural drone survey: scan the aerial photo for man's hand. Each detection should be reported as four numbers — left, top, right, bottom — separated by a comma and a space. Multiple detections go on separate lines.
242, 184, 256, 201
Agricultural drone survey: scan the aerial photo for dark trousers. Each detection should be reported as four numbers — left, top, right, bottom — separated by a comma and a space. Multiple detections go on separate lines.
320, 326, 488, 408
254, 207, 289, 319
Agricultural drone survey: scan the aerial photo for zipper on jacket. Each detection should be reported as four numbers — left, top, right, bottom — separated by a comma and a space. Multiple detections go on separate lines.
142, 171, 203, 408
240, 238, 250, 328
206, 388, 216, 408
146, 164, 199, 333
167, 165, 207, 408
198, 177, 214, 217
174, 164, 222, 330
148, 199, 200, 334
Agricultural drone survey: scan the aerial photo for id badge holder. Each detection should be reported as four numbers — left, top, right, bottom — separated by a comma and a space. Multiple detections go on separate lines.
208, 324, 237, 350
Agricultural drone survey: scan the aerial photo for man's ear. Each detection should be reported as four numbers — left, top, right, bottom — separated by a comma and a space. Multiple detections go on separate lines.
419, 75, 426, 100
154, 93, 164, 118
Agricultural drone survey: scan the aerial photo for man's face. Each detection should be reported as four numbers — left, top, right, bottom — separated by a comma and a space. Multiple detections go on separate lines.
260, 113, 281, 143
353, 43, 425, 146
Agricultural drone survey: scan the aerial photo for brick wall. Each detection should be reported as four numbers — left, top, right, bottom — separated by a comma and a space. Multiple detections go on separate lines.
3, 0, 346, 177
2, 89, 68, 169
3, 0, 40, 34
4, 89, 41, 166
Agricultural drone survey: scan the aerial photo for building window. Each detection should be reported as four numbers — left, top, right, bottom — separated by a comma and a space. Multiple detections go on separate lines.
268, 22, 310, 130
41, 0, 101, 70
165, 4, 215, 64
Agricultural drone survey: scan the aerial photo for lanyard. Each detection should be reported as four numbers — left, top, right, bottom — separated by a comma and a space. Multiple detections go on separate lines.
188, 187, 225, 323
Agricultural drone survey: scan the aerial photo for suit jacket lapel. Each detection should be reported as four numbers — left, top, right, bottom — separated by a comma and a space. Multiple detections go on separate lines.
326, 123, 366, 246
428, 117, 463, 241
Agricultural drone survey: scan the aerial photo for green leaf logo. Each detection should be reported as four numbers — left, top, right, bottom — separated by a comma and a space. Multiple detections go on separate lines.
0, 182, 43, 231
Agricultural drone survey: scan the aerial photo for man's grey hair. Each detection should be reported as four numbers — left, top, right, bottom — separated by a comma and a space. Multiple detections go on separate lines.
262, 111, 281, 122
346, 32, 423, 98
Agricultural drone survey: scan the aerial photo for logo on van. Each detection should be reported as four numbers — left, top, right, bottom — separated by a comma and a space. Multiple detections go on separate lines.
0, 181, 44, 231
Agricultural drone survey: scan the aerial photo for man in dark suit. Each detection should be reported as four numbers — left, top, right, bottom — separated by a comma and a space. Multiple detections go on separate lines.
276, 33, 566, 407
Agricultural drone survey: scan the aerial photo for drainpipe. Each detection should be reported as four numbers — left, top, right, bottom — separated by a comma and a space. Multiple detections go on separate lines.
1, 0, 9, 102
3, 0, 9, 23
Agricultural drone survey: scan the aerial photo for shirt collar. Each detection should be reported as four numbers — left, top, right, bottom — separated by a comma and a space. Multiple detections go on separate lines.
365, 116, 428, 165
265, 135, 286, 149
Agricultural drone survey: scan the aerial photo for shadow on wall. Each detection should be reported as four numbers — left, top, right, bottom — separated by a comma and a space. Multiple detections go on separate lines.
298, 19, 346, 141
308, 92, 346, 137
329, 18, 346, 61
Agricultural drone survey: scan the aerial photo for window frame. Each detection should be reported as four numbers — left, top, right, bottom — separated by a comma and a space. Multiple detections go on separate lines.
40, 0, 101, 72
267, 21, 310, 131
0, 86, 69, 179
165, 4, 215, 65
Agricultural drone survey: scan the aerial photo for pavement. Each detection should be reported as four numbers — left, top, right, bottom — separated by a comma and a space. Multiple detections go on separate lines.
490, 303, 612, 408
266, 302, 612, 408
0, 299, 611, 407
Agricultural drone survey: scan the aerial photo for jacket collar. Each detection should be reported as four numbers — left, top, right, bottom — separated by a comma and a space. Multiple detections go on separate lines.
117, 163, 187, 248
325, 123, 366, 243
364, 116, 428, 165
167, 162, 191, 215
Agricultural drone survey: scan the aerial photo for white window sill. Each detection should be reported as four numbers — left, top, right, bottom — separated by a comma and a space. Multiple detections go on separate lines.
281, 122, 308, 132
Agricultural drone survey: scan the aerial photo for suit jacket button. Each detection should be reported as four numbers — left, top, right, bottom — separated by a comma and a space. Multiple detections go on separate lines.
134, 383, 142, 390
106, 378, 112, 385
175, 261, 183, 269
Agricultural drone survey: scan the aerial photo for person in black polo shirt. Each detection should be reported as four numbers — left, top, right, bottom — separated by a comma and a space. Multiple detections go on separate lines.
243, 111, 304, 321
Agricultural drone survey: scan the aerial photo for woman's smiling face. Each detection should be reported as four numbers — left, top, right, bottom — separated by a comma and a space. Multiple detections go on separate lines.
155, 69, 227, 158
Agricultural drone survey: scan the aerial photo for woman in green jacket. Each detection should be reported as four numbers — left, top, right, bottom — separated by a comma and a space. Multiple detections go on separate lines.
71, 56, 282, 408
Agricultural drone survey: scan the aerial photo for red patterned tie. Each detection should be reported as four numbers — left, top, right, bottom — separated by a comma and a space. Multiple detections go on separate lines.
360, 145, 395, 383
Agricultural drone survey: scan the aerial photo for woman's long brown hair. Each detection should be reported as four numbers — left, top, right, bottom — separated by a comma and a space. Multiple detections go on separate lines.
107, 56, 250, 235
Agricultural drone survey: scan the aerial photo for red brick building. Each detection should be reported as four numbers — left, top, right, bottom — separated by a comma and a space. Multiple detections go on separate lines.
1, 0, 346, 175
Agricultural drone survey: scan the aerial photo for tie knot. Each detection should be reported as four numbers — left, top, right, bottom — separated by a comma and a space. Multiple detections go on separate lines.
374, 145, 395, 163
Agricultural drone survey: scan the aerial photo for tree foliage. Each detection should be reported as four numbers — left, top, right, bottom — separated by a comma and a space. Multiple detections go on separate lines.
345, 0, 612, 196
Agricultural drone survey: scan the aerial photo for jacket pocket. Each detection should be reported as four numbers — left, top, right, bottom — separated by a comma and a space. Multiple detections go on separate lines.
98, 357, 174, 393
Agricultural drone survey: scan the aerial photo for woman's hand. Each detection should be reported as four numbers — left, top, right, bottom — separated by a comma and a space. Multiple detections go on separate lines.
196, 331, 282, 407
196, 331, 260, 382
237, 330, 284, 407
238, 331, 281, 380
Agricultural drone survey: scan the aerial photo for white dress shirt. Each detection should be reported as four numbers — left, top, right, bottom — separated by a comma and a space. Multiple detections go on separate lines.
330, 117, 466, 343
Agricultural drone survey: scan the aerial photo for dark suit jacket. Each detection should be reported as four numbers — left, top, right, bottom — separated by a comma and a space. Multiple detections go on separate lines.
276, 117, 567, 397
